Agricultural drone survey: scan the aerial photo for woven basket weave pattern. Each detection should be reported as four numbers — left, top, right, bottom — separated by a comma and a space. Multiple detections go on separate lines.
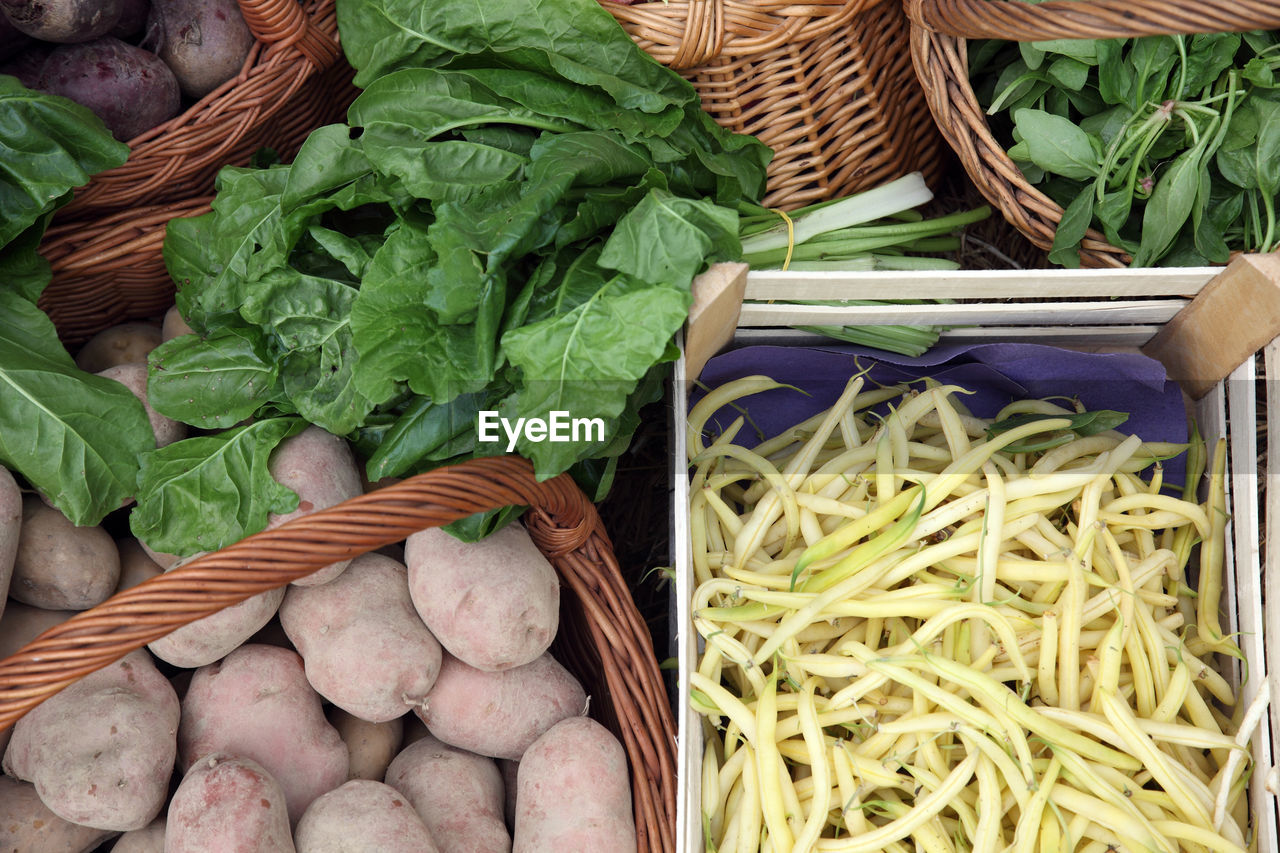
906, 0, 1280, 268
608, 0, 944, 209
0, 457, 676, 853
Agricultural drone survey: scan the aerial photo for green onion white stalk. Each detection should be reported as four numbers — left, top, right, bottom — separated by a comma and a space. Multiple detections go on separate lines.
736, 173, 991, 356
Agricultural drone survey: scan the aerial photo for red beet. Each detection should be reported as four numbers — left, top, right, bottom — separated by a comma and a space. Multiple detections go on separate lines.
37, 37, 180, 141
0, 0, 122, 43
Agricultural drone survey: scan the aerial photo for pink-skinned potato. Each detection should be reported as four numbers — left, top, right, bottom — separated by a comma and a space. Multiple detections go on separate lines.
384, 733, 510, 853
11, 495, 119, 610
405, 523, 559, 672
147, 551, 284, 668
110, 817, 164, 852
513, 716, 636, 853
166, 754, 295, 853
267, 425, 364, 586
294, 780, 442, 853
37, 37, 179, 141
0, 775, 117, 852
178, 644, 349, 825
280, 552, 442, 723
0, 601, 76, 759
3, 649, 179, 832
418, 651, 586, 761
97, 361, 186, 448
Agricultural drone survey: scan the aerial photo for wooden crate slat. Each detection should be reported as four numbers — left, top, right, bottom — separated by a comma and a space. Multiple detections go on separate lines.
738, 299, 1188, 327
743, 268, 1219, 301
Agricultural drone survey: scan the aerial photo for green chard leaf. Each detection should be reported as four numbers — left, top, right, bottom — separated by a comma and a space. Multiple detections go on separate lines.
130, 417, 308, 556
0, 76, 129, 247
0, 290, 153, 525
335, 0, 696, 113
147, 327, 279, 429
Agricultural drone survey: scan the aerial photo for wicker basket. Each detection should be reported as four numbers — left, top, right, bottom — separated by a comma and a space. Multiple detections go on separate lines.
906, 0, 1280, 268
0, 456, 676, 853
58, 0, 354, 218
37, 196, 212, 347
605, 0, 945, 210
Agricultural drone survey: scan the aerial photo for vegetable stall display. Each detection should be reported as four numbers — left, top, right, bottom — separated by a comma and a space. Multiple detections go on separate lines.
685, 370, 1261, 852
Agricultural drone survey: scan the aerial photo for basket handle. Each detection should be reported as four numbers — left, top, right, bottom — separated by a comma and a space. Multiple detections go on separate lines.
0, 456, 597, 731
905, 0, 1280, 41
238, 0, 343, 69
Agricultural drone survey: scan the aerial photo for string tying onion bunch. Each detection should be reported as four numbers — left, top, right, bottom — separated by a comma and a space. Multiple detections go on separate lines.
686, 371, 1262, 853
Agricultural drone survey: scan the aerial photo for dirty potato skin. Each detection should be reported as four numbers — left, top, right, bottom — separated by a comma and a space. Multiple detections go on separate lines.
384, 733, 511, 853
294, 780, 443, 853
418, 651, 586, 761
166, 754, 295, 852
0, 774, 117, 852
280, 552, 442, 723
178, 644, 349, 825
2, 650, 180, 832
513, 716, 636, 853
11, 495, 119, 610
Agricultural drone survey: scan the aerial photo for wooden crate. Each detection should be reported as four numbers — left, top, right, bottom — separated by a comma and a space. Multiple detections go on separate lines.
671, 260, 1280, 852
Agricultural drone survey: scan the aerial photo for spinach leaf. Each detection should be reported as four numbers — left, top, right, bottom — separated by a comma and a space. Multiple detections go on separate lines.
131, 418, 308, 556
1013, 109, 1100, 180
1132, 143, 1205, 267
0, 290, 154, 525
1048, 191, 1095, 268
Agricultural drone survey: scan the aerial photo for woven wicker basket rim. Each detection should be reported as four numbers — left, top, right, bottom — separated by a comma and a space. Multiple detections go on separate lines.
0, 456, 675, 853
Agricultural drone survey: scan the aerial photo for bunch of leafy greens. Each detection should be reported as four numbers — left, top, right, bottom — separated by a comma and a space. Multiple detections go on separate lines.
970, 30, 1280, 266
131, 0, 771, 554
0, 76, 154, 526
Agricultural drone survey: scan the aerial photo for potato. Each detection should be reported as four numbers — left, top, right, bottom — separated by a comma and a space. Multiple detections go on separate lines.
0, 0, 121, 43
280, 552, 442, 722
114, 537, 164, 593
146, 0, 253, 99
294, 780, 442, 853
384, 733, 510, 853
147, 552, 284, 668
37, 37, 180, 141
0, 601, 75, 777
267, 425, 364, 586
0, 465, 19, 623
419, 651, 586, 760
166, 754, 294, 853
329, 707, 404, 782
110, 818, 164, 852
3, 649, 179, 831
178, 644, 349, 824
160, 304, 193, 341
405, 523, 559, 672
11, 495, 119, 610
513, 716, 635, 853
97, 361, 187, 448
74, 321, 162, 373
0, 775, 117, 852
